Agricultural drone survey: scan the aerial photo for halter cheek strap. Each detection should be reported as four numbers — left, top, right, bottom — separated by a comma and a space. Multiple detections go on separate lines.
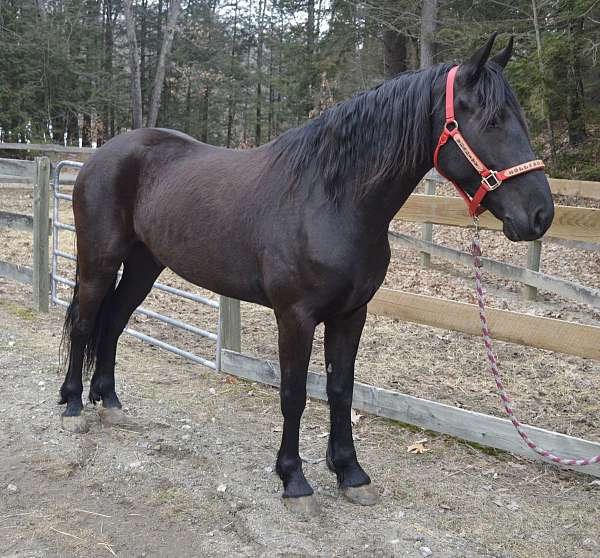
433, 65, 545, 216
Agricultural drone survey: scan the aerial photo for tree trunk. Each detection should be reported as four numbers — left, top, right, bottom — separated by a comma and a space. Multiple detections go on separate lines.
419, 0, 437, 68
242, 0, 253, 145
304, 0, 318, 116
140, 0, 148, 106
87, 0, 102, 144
406, 37, 419, 70
255, 0, 266, 146
103, 0, 115, 138
383, 27, 406, 78
276, 4, 285, 136
184, 75, 192, 135
567, 13, 586, 146
226, 0, 239, 148
201, 86, 210, 143
267, 0, 276, 142
531, 0, 556, 161
90, 109, 97, 149
146, 0, 182, 128
123, 0, 144, 129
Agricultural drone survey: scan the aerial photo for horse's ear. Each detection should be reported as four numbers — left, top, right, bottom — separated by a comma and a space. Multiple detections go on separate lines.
490, 36, 514, 70
463, 33, 498, 82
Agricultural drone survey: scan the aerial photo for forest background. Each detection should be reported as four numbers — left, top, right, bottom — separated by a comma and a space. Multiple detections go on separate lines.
0, 0, 598, 179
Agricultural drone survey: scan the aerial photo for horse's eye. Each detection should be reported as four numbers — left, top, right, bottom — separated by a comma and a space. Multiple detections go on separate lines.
488, 118, 499, 129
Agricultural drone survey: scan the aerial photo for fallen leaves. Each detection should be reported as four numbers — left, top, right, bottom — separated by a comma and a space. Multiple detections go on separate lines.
407, 439, 430, 455
350, 408, 363, 425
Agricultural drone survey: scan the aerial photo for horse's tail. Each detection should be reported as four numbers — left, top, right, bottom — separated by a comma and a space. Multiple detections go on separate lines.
60, 259, 118, 375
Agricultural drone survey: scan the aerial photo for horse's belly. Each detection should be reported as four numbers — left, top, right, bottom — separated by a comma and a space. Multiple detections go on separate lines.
134, 208, 269, 306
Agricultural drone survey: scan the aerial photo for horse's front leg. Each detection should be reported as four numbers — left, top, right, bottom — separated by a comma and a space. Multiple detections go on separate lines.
274, 307, 319, 514
324, 305, 379, 505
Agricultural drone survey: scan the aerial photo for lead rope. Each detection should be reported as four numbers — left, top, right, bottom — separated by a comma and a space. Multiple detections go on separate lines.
471, 218, 600, 467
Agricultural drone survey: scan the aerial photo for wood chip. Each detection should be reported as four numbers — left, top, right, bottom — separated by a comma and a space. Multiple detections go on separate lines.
49, 526, 83, 541
74, 508, 111, 518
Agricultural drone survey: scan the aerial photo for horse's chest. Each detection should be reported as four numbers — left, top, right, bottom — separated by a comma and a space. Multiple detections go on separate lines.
327, 241, 391, 313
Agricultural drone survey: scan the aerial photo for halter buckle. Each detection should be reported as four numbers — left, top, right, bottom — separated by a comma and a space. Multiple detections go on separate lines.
482, 170, 502, 191
445, 119, 459, 132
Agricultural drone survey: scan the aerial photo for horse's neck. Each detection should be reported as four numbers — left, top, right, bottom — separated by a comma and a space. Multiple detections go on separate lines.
356, 163, 433, 231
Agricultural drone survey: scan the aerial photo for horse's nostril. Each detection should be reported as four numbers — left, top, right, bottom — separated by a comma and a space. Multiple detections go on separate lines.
532, 207, 550, 236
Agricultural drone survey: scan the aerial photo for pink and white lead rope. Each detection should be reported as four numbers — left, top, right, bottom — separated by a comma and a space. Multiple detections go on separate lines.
471, 218, 600, 467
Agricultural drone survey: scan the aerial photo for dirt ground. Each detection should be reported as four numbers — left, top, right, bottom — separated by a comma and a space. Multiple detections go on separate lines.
1, 184, 600, 557
2, 287, 600, 558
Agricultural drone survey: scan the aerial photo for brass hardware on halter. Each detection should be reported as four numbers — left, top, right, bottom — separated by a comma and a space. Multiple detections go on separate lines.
482, 171, 502, 191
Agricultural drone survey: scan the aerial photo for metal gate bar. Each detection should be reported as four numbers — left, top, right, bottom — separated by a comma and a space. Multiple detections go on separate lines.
51, 160, 221, 370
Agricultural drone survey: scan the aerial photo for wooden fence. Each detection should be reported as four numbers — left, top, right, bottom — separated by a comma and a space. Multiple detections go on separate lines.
0, 142, 95, 155
414, 171, 600, 301
397, 192, 600, 243
368, 288, 600, 360
0, 157, 51, 312
2, 151, 600, 475
220, 350, 600, 477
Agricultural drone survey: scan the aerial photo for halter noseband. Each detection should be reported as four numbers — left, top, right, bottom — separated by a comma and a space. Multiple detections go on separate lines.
433, 65, 545, 216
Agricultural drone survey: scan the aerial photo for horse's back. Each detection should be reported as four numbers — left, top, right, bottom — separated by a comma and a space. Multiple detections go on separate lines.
73, 128, 274, 304
73, 127, 239, 223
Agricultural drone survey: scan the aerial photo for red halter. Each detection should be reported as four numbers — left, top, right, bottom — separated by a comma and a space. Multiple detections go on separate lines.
433, 66, 545, 216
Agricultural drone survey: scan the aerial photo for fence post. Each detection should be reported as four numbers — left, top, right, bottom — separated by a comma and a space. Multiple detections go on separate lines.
217, 296, 241, 370
32, 156, 50, 313
524, 240, 542, 301
420, 176, 437, 268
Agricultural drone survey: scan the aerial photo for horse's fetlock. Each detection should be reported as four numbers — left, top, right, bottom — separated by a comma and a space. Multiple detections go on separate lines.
90, 374, 114, 396
329, 445, 357, 469
60, 381, 83, 402
276, 453, 301, 477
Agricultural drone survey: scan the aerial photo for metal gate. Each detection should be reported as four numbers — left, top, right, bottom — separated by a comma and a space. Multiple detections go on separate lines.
51, 160, 222, 370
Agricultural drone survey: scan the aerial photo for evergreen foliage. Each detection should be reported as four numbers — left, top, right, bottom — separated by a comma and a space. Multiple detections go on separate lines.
0, 0, 598, 178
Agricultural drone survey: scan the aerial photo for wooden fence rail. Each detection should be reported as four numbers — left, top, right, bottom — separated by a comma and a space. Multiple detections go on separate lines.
0, 173, 77, 185
0, 158, 34, 177
0, 210, 34, 232
396, 194, 600, 244
550, 178, 600, 200
389, 231, 600, 310
221, 350, 600, 478
368, 288, 600, 360
0, 142, 95, 155
0, 260, 33, 285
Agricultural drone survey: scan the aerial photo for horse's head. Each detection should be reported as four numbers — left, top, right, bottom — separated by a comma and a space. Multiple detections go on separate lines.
433, 34, 554, 241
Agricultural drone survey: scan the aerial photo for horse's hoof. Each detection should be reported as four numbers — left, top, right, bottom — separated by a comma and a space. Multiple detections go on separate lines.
98, 407, 128, 427
283, 494, 321, 517
341, 483, 380, 506
60, 414, 89, 434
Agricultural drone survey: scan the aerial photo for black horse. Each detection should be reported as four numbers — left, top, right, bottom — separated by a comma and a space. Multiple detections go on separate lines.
59, 34, 554, 513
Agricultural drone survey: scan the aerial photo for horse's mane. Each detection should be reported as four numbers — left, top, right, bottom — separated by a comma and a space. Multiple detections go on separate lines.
456, 60, 527, 133
271, 61, 524, 201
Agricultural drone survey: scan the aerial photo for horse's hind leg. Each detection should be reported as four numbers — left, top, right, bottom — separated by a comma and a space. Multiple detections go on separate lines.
59, 269, 120, 433
89, 243, 164, 424
324, 305, 379, 505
